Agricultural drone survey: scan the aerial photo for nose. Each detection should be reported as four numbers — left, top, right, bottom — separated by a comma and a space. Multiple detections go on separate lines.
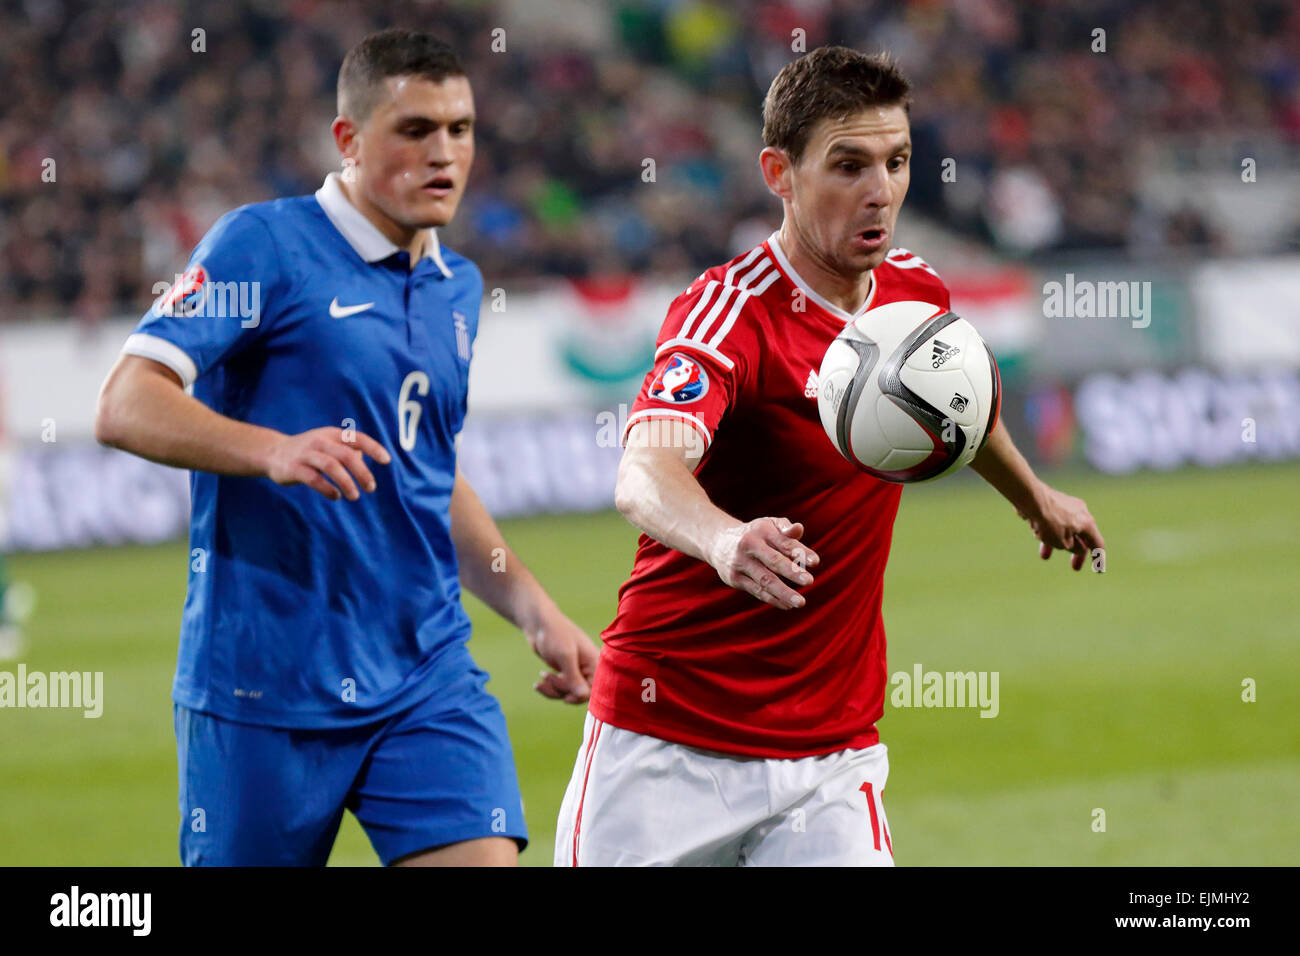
861, 163, 891, 208
426, 129, 455, 167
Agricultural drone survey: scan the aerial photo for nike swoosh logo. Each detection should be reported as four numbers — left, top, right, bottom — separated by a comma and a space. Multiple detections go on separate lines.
329, 297, 375, 318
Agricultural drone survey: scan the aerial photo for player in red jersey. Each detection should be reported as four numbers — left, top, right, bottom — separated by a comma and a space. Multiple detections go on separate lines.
553, 46, 1105, 866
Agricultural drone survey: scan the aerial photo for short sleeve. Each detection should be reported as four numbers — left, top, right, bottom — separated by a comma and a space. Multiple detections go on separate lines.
123, 208, 289, 386
622, 278, 762, 451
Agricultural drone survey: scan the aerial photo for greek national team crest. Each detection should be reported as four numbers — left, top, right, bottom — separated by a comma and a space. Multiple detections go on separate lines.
650, 353, 708, 404
154, 263, 210, 317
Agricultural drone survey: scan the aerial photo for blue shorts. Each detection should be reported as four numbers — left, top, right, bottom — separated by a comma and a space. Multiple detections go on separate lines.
174, 673, 527, 866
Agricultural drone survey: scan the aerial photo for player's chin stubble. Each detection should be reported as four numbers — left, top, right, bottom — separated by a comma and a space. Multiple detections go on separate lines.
839, 241, 886, 276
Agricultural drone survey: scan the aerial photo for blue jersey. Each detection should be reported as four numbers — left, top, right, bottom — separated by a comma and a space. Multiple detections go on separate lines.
124, 173, 484, 728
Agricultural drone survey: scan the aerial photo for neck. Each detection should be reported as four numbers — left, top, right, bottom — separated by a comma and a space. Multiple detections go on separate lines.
778, 218, 873, 315
339, 177, 426, 264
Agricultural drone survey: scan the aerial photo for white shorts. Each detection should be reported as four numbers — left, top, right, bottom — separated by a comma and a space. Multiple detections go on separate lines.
554, 713, 894, 867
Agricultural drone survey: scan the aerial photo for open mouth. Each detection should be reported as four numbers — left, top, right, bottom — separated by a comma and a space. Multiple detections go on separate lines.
856, 227, 888, 250
423, 176, 454, 195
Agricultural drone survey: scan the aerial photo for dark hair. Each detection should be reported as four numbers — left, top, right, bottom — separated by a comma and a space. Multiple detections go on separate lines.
337, 29, 466, 124
762, 46, 911, 165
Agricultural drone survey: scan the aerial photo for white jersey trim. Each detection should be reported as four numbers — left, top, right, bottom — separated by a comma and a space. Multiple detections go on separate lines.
766, 232, 876, 322
691, 282, 738, 343
723, 245, 766, 286
655, 336, 736, 370
884, 247, 941, 278
678, 281, 720, 340
316, 172, 453, 276
749, 268, 781, 296
669, 250, 776, 362
621, 408, 712, 449
122, 333, 199, 388
705, 288, 752, 350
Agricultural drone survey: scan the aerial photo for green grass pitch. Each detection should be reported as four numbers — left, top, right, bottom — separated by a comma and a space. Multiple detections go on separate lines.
1, 461, 1296, 865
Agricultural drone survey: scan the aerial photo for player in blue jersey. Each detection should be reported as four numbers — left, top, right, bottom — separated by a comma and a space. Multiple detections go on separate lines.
94, 29, 599, 866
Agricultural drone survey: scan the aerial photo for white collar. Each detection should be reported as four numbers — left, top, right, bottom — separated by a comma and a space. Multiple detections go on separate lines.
315, 172, 453, 277
766, 231, 875, 321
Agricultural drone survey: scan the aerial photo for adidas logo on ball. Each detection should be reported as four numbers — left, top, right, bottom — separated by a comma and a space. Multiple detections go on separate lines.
931, 339, 960, 368
815, 300, 1001, 483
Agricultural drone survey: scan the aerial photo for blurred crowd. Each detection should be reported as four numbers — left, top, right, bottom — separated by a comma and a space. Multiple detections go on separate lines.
2, 0, 1298, 322
696, 0, 1300, 255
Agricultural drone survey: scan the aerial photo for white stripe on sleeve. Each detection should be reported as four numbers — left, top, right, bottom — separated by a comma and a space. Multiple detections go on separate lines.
749, 268, 781, 295
621, 408, 712, 450
690, 284, 738, 343
678, 281, 720, 340
706, 290, 752, 350
122, 333, 200, 388
723, 246, 765, 286
737, 257, 772, 289
654, 336, 735, 370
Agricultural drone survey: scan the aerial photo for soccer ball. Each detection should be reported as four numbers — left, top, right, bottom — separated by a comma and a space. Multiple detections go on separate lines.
816, 300, 1001, 482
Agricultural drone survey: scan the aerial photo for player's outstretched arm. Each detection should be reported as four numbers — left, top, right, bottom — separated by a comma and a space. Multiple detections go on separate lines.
448, 468, 600, 704
95, 354, 389, 501
617, 421, 818, 609
971, 420, 1105, 571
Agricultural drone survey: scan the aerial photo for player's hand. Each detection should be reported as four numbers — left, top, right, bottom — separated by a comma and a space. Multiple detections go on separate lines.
708, 517, 819, 609
1019, 484, 1104, 571
265, 427, 391, 501
526, 606, 600, 704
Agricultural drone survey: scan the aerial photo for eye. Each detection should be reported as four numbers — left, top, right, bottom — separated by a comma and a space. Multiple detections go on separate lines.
837, 161, 861, 173
889, 155, 910, 171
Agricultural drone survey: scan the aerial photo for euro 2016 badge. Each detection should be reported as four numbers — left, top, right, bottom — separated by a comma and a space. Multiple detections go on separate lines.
153, 263, 210, 317
649, 353, 708, 404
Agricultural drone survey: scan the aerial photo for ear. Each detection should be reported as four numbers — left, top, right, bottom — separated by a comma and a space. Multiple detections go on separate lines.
331, 115, 359, 163
759, 146, 795, 201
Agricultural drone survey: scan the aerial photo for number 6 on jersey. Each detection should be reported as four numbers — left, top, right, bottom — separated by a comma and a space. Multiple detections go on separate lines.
398, 370, 430, 451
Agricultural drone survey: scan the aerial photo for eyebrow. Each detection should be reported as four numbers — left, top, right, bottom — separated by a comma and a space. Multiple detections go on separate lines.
393, 113, 475, 127
827, 140, 912, 160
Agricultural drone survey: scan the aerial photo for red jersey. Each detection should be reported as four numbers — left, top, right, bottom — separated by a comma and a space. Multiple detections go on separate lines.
589, 232, 951, 758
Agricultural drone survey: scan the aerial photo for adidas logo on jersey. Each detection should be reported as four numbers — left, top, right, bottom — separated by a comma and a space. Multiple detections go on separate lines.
931, 339, 960, 368
804, 369, 819, 398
